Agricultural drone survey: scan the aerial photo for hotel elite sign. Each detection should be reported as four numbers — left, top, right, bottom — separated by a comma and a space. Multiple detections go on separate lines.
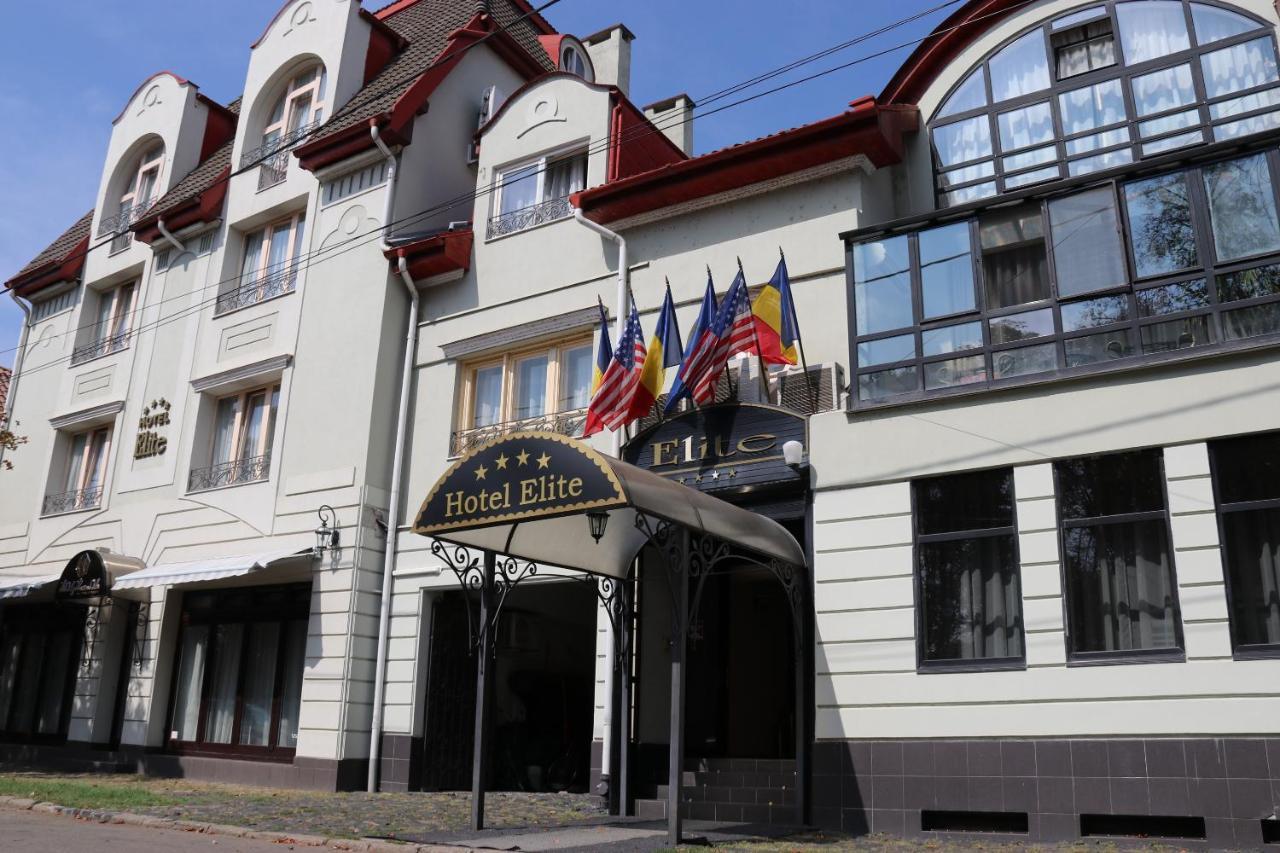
413, 431, 628, 534
624, 403, 806, 492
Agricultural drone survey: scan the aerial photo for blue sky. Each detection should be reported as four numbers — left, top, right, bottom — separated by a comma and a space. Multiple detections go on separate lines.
0, 0, 953, 369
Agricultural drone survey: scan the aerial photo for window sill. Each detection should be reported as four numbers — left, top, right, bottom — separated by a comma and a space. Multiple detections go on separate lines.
917, 657, 1027, 674
39, 504, 103, 519
185, 477, 270, 497
1066, 648, 1186, 667
1232, 645, 1280, 661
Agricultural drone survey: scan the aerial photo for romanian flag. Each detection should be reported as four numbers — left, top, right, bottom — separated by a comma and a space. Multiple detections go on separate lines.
591, 299, 613, 394
627, 284, 683, 419
749, 256, 800, 365
663, 274, 718, 414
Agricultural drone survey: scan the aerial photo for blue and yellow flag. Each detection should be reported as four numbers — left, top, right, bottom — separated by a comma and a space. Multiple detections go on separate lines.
750, 255, 800, 365
628, 283, 683, 419
591, 298, 613, 393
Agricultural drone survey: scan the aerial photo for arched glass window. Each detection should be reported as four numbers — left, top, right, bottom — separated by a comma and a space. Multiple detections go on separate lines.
561, 45, 589, 79
263, 65, 326, 150
929, 1, 1279, 207
120, 146, 163, 220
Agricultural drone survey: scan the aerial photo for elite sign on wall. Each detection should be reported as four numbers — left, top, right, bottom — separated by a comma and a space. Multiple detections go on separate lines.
624, 403, 807, 493
56, 550, 109, 600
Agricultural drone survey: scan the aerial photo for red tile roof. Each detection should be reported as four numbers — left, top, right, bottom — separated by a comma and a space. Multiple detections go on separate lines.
5, 210, 93, 296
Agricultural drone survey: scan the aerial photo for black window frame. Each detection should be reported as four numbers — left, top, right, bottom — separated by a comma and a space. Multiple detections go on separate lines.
911, 467, 1027, 673
1052, 448, 1186, 666
1207, 429, 1280, 660
164, 582, 311, 761
846, 144, 1280, 409
928, 0, 1280, 207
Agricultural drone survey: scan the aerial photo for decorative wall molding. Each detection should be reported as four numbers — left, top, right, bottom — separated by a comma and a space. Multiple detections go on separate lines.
49, 400, 126, 431
191, 354, 293, 393
440, 306, 598, 360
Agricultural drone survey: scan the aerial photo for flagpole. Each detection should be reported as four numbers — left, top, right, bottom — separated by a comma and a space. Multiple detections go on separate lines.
780, 246, 818, 413
738, 256, 772, 404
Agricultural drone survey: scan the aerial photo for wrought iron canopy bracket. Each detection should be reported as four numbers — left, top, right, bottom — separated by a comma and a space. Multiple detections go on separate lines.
133, 600, 149, 670
576, 573, 633, 669
430, 540, 538, 658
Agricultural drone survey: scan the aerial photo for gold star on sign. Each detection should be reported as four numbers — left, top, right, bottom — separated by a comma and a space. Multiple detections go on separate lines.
516, 449, 530, 466
495, 453, 509, 470
474, 464, 488, 481
536, 452, 551, 469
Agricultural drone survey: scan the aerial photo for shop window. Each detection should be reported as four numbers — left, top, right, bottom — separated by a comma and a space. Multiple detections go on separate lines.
487, 151, 587, 239
167, 584, 309, 756
1209, 431, 1280, 656
1055, 449, 1184, 661
454, 337, 593, 455
913, 468, 1024, 669
927, 0, 1276, 204
849, 150, 1280, 407
217, 214, 305, 315
72, 281, 136, 365
43, 426, 110, 516
188, 384, 279, 492
0, 605, 85, 742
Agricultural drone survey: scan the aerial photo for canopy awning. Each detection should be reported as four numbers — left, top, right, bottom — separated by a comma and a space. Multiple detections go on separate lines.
412, 431, 805, 578
112, 547, 312, 590
0, 574, 60, 600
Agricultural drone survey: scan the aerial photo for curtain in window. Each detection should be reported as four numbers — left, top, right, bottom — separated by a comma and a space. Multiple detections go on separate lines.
95, 291, 114, 345
1064, 520, 1179, 653
921, 536, 1022, 660
212, 396, 240, 466
203, 623, 244, 744
543, 156, 586, 200
559, 346, 594, 410
239, 393, 268, 461
1201, 38, 1278, 100
83, 431, 108, 494
932, 116, 992, 167
498, 164, 539, 215
275, 619, 308, 749
238, 623, 280, 747
171, 625, 209, 742
988, 30, 1050, 102
1116, 1, 1190, 65
513, 356, 549, 420
110, 284, 134, 340
64, 433, 88, 493
1049, 188, 1127, 297
267, 223, 293, 275
472, 366, 503, 427
241, 230, 265, 284
1222, 509, 1280, 646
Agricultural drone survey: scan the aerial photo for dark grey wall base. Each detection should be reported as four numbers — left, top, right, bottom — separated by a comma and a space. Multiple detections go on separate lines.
811, 737, 1280, 849
589, 738, 604, 798
379, 733, 422, 793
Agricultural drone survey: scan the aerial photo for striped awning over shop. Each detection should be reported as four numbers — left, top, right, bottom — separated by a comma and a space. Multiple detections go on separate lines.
0, 574, 59, 599
111, 548, 312, 590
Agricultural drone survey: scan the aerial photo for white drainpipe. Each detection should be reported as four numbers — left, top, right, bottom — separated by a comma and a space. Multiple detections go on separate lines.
368, 121, 418, 793
572, 207, 628, 795
156, 218, 186, 254
0, 292, 33, 469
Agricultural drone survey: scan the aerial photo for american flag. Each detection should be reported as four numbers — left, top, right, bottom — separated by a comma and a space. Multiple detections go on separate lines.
583, 304, 647, 435
690, 271, 751, 404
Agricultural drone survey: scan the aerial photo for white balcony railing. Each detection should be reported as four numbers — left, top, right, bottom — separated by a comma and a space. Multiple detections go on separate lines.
486, 196, 574, 240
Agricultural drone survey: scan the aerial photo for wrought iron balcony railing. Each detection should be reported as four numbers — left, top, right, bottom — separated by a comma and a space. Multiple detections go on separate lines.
486, 196, 573, 240
71, 331, 131, 366
240, 122, 319, 189
451, 407, 588, 457
188, 453, 271, 493
214, 265, 299, 316
98, 196, 155, 254
42, 486, 103, 517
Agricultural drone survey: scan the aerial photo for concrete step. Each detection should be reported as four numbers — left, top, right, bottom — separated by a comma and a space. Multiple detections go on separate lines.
650, 782, 795, 807
632, 797, 798, 824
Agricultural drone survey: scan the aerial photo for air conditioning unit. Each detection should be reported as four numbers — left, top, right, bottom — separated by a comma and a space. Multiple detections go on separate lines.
467, 85, 502, 165
771, 362, 844, 414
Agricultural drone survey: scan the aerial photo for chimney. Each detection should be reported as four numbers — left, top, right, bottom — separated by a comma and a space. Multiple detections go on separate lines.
582, 24, 634, 96
643, 93, 695, 156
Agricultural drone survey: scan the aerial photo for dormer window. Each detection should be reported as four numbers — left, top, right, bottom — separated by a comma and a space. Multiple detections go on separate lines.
487, 151, 587, 239
245, 65, 326, 187
561, 45, 588, 79
928, 1, 1279, 207
100, 145, 163, 252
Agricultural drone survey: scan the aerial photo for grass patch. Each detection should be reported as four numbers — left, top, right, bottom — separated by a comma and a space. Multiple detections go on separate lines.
0, 773, 179, 810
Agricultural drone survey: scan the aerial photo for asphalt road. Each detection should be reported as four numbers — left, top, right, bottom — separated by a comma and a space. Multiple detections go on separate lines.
0, 808, 300, 852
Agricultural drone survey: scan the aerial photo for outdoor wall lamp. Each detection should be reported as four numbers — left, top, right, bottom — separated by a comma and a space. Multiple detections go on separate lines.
783, 439, 807, 469
586, 510, 609, 543
315, 504, 340, 555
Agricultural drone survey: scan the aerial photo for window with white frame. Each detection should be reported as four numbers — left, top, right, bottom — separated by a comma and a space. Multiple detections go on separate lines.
72, 281, 136, 365
454, 337, 593, 454
30, 287, 79, 323
561, 44, 591, 80
216, 214, 306, 315
487, 151, 587, 239
189, 384, 280, 492
43, 426, 111, 515
101, 145, 163, 249
245, 65, 326, 187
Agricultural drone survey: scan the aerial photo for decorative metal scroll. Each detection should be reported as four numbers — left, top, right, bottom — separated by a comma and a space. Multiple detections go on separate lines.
450, 407, 587, 457
71, 331, 131, 366
486, 196, 573, 240
81, 599, 108, 673
42, 486, 104, 517
214, 265, 298, 315
577, 574, 632, 669
133, 601, 149, 671
187, 453, 271, 492
430, 540, 538, 657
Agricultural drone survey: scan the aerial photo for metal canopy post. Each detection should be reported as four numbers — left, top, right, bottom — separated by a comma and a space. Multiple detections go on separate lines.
470, 550, 496, 832
667, 527, 689, 846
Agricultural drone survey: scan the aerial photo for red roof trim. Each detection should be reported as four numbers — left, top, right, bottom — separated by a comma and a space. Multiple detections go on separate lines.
362, 8, 410, 85
537, 34, 566, 66
295, 116, 408, 172
477, 71, 618, 138
7, 233, 90, 298
198, 99, 239, 162
387, 229, 474, 280
880, 0, 1023, 106
574, 98, 918, 225
132, 165, 231, 244
111, 71, 192, 125
607, 93, 688, 183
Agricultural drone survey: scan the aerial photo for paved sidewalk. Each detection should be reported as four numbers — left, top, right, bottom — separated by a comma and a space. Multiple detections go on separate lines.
1, 807, 324, 852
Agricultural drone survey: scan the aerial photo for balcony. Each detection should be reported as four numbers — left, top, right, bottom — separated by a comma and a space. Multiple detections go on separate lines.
188, 453, 271, 493
98, 197, 155, 255
240, 122, 318, 191
451, 408, 587, 457
486, 196, 573, 240
71, 331, 130, 366
215, 264, 298, 316
42, 486, 103, 517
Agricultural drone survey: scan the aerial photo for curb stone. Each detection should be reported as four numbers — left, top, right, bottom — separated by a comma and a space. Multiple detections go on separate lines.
0, 797, 428, 850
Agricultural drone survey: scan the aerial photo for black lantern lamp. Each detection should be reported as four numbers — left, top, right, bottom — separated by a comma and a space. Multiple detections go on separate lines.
586, 510, 609, 543
315, 504, 340, 555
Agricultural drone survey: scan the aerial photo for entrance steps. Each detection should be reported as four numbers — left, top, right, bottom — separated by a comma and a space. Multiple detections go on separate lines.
633, 757, 797, 823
